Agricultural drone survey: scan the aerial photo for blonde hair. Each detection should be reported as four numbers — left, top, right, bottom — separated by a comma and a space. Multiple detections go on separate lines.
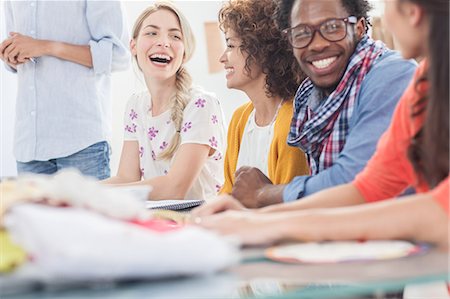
132, 1, 195, 160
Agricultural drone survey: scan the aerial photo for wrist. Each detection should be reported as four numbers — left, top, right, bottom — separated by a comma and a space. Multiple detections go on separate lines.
256, 184, 283, 208
41, 40, 58, 57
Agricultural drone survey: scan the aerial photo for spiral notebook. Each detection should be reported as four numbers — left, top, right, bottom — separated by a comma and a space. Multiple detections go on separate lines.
114, 186, 204, 211
146, 199, 205, 211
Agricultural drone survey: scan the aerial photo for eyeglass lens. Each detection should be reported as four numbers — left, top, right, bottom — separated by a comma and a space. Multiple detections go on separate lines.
289, 19, 348, 48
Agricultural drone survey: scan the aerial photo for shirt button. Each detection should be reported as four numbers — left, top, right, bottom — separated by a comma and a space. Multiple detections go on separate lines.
29, 85, 34, 90
30, 30, 35, 35
30, 111, 36, 116
30, 2, 35, 6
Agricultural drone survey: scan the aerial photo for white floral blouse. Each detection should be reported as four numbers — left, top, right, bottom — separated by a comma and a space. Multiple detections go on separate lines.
123, 86, 226, 200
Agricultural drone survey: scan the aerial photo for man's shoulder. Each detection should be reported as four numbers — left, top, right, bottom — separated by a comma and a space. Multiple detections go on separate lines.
368, 50, 417, 78
359, 50, 417, 96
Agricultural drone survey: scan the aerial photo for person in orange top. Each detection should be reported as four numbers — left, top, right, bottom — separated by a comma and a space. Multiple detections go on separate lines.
192, 0, 449, 249
352, 60, 448, 212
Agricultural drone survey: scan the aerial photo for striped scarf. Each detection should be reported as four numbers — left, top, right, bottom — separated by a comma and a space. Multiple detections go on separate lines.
288, 36, 388, 175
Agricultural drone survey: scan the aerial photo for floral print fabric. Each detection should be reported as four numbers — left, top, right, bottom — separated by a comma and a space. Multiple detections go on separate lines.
123, 86, 226, 200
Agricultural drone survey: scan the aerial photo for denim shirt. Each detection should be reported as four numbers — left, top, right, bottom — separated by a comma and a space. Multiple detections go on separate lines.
3, 0, 130, 162
283, 51, 417, 202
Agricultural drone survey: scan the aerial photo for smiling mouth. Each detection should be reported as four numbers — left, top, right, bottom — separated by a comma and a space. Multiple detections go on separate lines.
149, 54, 172, 64
225, 67, 234, 75
311, 56, 338, 69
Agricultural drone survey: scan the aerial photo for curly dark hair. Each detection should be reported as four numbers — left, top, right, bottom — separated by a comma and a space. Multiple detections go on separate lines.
219, 0, 304, 99
275, 0, 372, 32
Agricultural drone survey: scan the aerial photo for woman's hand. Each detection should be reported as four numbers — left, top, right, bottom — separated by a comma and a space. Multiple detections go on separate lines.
191, 195, 246, 217
193, 210, 287, 246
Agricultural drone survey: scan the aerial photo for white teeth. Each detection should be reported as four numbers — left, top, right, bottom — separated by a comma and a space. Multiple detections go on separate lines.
225, 68, 234, 74
150, 53, 171, 61
312, 56, 337, 69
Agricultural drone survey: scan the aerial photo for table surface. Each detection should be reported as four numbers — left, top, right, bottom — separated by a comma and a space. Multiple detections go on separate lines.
1, 245, 448, 299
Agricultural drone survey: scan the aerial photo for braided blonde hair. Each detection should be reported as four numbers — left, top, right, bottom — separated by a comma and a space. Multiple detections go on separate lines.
131, 1, 196, 160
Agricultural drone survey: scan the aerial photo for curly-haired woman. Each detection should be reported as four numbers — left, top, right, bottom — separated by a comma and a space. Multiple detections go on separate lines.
219, 0, 309, 199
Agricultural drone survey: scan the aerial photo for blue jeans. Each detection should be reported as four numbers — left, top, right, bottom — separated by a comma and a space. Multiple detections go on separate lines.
16, 141, 110, 180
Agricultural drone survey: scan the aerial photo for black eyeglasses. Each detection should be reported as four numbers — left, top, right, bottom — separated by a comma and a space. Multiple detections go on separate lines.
282, 16, 358, 49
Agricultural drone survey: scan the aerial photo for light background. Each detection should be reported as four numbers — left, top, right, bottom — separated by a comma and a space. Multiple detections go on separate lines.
0, 0, 383, 177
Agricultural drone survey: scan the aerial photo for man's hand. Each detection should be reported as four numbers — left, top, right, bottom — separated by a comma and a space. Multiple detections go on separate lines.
231, 167, 284, 208
0, 32, 48, 65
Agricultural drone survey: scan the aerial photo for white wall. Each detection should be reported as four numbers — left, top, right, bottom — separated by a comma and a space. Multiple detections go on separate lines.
0, 0, 384, 178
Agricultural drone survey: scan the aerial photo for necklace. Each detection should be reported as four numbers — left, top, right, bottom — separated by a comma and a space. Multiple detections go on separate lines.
254, 99, 283, 127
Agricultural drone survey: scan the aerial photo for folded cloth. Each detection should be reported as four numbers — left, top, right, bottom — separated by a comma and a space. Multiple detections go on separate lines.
4, 204, 239, 281
1, 170, 149, 221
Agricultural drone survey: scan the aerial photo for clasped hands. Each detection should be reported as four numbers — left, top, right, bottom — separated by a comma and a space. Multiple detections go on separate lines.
0, 32, 45, 67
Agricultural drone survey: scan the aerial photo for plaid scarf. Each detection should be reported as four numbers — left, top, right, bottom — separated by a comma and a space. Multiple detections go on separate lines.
288, 36, 388, 175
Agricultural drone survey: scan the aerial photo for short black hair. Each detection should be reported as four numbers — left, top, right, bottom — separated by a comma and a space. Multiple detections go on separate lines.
275, 0, 372, 32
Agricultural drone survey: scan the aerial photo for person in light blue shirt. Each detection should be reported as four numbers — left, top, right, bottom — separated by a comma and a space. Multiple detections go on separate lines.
219, 0, 417, 208
0, 0, 130, 179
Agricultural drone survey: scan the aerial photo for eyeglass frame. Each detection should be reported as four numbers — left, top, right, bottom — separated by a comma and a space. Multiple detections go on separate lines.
282, 16, 358, 49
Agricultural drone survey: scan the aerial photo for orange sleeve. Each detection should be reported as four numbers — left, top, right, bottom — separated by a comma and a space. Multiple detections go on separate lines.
430, 177, 450, 214
353, 65, 424, 202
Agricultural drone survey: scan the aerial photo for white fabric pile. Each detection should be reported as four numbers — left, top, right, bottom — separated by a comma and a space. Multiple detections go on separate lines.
2, 170, 239, 281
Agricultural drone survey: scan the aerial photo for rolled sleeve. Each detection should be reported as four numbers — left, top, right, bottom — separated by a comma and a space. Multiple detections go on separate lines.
86, 0, 130, 74
283, 175, 310, 202
89, 39, 114, 74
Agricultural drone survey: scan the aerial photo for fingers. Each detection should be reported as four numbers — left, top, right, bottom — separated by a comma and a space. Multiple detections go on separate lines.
1, 33, 33, 65
234, 166, 252, 178
194, 211, 276, 246
0, 38, 14, 59
191, 195, 244, 217
16, 54, 29, 64
5, 45, 19, 65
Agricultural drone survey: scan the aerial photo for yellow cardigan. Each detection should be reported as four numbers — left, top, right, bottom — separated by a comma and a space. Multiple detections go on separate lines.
221, 101, 309, 194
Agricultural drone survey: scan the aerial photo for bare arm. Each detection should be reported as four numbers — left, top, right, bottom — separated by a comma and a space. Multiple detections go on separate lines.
144, 143, 210, 199
259, 183, 366, 213
282, 193, 449, 247
107, 143, 211, 200
102, 141, 141, 184
1, 32, 92, 67
193, 183, 364, 217
199, 192, 449, 249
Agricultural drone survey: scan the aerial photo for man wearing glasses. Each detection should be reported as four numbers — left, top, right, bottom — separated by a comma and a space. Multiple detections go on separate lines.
228, 0, 417, 207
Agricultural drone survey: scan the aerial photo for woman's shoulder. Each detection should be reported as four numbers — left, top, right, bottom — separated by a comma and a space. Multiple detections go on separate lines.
185, 86, 222, 111
126, 90, 150, 109
189, 86, 218, 102
231, 102, 253, 121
